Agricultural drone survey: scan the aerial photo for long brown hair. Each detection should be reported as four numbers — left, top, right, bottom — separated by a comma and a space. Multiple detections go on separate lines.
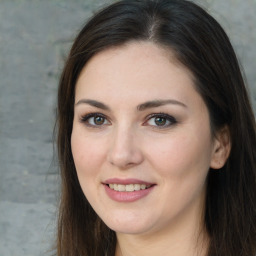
55, 0, 256, 255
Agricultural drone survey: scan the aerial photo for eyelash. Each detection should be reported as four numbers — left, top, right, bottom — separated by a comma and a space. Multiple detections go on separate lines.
144, 113, 177, 128
79, 112, 177, 129
79, 113, 110, 127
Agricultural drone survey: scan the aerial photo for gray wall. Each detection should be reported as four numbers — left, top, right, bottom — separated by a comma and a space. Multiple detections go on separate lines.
0, 0, 255, 255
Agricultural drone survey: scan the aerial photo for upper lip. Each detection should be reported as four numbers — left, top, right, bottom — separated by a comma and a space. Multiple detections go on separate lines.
103, 178, 155, 186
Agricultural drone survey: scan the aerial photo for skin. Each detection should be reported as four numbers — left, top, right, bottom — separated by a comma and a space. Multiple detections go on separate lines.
71, 42, 230, 256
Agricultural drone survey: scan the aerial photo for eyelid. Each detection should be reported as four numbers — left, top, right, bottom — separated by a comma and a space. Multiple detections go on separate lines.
79, 112, 177, 129
143, 113, 177, 128
79, 112, 111, 127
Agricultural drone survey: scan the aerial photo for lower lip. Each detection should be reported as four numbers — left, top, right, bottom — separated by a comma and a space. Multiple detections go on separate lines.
104, 184, 155, 202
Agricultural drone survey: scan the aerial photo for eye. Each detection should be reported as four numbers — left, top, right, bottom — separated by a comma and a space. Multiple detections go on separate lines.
80, 113, 110, 127
144, 113, 177, 128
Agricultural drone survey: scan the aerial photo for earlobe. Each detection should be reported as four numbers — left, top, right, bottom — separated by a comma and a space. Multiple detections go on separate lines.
210, 125, 231, 169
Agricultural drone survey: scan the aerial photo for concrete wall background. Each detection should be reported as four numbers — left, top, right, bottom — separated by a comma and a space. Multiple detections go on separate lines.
0, 0, 255, 255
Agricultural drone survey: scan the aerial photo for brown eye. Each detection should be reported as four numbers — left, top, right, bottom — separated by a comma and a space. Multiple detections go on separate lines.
94, 116, 105, 125
80, 113, 110, 127
145, 113, 177, 128
154, 117, 167, 126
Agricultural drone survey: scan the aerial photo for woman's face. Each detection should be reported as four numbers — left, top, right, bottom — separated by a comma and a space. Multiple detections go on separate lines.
71, 42, 219, 236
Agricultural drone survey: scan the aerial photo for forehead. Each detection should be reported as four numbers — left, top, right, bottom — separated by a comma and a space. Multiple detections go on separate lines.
75, 41, 198, 105
78, 41, 186, 76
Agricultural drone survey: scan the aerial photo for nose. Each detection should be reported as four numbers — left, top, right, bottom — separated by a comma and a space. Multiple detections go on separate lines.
107, 126, 144, 169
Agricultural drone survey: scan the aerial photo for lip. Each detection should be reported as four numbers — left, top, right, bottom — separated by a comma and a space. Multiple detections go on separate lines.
103, 178, 154, 186
103, 178, 156, 202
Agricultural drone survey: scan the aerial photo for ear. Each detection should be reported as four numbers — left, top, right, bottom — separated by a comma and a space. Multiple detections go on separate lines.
210, 125, 231, 169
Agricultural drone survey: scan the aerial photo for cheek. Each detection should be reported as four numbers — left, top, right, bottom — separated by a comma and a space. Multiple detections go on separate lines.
71, 130, 108, 204
147, 130, 213, 179
146, 131, 212, 216
71, 130, 105, 177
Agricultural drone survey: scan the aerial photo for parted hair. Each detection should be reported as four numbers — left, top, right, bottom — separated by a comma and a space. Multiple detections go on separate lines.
56, 0, 256, 255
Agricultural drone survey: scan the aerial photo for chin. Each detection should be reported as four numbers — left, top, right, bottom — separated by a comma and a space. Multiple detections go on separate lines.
101, 213, 156, 235
109, 223, 150, 235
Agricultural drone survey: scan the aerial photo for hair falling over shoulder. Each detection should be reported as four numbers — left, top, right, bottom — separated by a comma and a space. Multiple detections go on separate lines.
55, 0, 256, 255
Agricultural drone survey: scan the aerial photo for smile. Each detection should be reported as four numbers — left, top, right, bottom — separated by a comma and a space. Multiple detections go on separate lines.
108, 184, 152, 192
103, 178, 156, 202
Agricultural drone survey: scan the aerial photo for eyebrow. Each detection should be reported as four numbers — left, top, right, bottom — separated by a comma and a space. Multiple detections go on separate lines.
75, 99, 110, 110
75, 99, 187, 111
137, 99, 187, 111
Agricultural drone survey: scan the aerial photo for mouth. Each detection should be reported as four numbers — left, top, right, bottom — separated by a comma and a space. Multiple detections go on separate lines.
107, 183, 154, 192
103, 179, 156, 202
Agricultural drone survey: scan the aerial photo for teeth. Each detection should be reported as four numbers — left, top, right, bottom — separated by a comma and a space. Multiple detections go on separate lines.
108, 184, 151, 192
118, 184, 125, 191
140, 184, 146, 190
125, 184, 134, 192
134, 184, 140, 191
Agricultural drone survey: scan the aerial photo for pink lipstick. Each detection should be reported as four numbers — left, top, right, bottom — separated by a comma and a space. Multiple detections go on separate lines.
103, 178, 156, 202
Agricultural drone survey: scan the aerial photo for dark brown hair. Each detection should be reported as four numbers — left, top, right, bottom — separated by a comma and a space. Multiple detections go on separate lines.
56, 0, 256, 255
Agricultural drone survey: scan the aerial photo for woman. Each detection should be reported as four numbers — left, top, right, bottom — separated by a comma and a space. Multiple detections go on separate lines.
55, 0, 256, 255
